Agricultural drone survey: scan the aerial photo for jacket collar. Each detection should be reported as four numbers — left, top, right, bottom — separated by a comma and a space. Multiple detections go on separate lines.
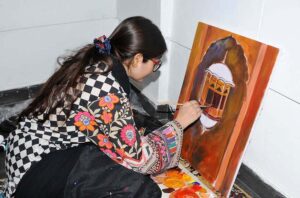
111, 60, 131, 96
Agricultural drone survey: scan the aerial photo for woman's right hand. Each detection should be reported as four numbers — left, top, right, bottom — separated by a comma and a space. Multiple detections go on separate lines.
174, 100, 202, 130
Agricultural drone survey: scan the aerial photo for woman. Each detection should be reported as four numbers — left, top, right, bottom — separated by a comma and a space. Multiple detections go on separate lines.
4, 16, 202, 198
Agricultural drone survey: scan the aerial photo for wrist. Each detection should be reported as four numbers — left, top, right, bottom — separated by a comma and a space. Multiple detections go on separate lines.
173, 119, 185, 131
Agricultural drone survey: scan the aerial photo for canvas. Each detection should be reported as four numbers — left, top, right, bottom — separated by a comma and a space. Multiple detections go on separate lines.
177, 22, 279, 197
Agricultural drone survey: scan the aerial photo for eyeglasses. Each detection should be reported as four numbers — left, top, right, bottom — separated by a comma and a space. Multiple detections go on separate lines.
151, 58, 162, 72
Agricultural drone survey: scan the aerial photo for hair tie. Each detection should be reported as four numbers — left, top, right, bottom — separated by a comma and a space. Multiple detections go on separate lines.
93, 35, 111, 55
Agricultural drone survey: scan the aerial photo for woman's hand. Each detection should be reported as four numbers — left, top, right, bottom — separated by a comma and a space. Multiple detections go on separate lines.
174, 100, 202, 130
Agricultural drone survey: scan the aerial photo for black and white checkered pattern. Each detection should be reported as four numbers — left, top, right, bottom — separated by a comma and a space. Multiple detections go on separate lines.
73, 72, 121, 109
4, 71, 124, 197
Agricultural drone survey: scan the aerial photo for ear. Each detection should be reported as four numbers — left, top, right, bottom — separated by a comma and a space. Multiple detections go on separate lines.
131, 53, 144, 68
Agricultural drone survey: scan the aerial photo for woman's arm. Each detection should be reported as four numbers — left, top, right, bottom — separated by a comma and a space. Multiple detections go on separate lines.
72, 92, 183, 174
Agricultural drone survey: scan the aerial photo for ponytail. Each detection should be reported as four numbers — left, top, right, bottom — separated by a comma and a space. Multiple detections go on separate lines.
20, 16, 167, 120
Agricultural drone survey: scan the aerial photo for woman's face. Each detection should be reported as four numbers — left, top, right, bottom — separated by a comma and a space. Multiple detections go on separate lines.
128, 60, 155, 81
123, 53, 158, 82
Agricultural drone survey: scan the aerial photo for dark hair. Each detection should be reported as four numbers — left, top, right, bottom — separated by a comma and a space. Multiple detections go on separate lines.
20, 16, 167, 119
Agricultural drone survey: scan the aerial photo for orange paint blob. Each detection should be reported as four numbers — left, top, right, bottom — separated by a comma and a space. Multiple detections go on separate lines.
182, 173, 194, 182
171, 188, 199, 198
166, 169, 181, 177
163, 178, 185, 189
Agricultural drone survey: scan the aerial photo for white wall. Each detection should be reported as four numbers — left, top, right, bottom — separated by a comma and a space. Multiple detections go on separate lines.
0, 0, 118, 91
162, 0, 300, 197
117, 0, 161, 27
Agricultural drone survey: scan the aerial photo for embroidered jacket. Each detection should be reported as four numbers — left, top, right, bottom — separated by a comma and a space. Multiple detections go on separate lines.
4, 62, 183, 197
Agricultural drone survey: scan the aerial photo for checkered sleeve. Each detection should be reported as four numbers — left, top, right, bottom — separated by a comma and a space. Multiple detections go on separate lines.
72, 88, 183, 175
73, 73, 121, 108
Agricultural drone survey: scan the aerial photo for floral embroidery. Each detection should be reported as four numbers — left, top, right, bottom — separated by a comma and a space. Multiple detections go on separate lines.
97, 134, 113, 149
100, 111, 113, 124
116, 148, 126, 158
87, 91, 182, 174
120, 124, 137, 146
74, 112, 97, 131
102, 149, 117, 159
99, 94, 119, 110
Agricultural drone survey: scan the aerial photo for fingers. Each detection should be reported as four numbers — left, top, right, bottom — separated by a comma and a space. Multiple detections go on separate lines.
185, 100, 201, 109
182, 100, 202, 117
190, 100, 199, 105
194, 106, 202, 117
183, 100, 199, 107
175, 100, 203, 129
193, 101, 202, 115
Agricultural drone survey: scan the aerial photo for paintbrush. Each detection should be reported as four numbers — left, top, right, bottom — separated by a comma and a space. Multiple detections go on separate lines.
157, 100, 184, 106
173, 104, 211, 110
157, 101, 211, 113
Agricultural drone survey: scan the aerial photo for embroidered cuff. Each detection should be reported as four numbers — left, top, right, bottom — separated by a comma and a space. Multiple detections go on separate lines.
167, 121, 184, 168
172, 120, 183, 132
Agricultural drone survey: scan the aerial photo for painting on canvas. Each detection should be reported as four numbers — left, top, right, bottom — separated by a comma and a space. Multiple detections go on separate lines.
177, 22, 279, 197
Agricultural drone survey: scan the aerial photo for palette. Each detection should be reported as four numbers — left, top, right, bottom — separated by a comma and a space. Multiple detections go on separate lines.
153, 159, 251, 197
152, 159, 215, 197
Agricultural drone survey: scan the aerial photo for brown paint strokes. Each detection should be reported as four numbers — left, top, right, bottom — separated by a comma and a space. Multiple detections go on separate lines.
178, 22, 279, 197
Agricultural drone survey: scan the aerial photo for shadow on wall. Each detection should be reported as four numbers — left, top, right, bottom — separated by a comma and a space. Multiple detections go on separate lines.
130, 70, 161, 91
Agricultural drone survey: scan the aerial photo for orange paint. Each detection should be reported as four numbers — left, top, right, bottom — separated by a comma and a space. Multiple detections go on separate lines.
163, 178, 186, 189
153, 167, 211, 197
171, 188, 199, 198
